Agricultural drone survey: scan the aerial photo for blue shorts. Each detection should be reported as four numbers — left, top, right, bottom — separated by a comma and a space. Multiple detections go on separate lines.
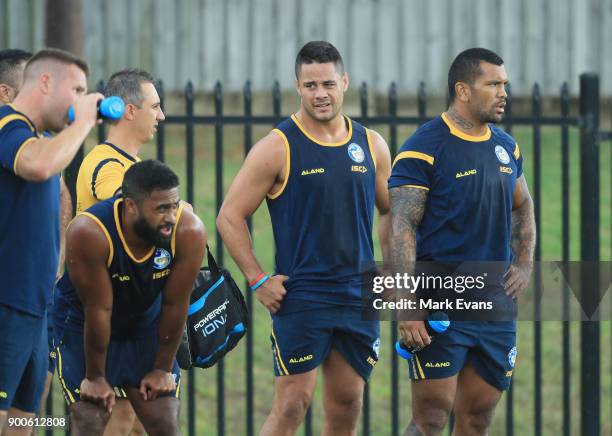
0, 304, 48, 412
270, 306, 380, 381
407, 321, 516, 391
55, 329, 181, 405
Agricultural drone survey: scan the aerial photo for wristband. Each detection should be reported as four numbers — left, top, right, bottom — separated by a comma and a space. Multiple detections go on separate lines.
248, 272, 266, 287
250, 274, 270, 292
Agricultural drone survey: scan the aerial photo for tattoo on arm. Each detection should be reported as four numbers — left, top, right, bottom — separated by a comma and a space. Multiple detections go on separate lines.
389, 186, 428, 274
511, 178, 536, 264
446, 107, 474, 130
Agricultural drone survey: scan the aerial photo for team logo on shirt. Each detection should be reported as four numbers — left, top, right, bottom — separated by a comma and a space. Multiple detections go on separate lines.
508, 346, 517, 368
372, 337, 381, 358
153, 248, 172, 270
495, 145, 510, 164
348, 143, 365, 163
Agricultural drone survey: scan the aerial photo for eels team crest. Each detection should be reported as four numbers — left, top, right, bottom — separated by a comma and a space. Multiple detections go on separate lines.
508, 346, 517, 368
372, 338, 381, 359
348, 143, 365, 163
153, 248, 172, 270
495, 145, 510, 164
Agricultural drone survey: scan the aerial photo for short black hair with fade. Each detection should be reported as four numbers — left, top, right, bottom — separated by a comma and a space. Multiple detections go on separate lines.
0, 49, 32, 87
295, 41, 344, 78
104, 69, 155, 107
25, 48, 89, 77
448, 48, 504, 102
121, 160, 179, 204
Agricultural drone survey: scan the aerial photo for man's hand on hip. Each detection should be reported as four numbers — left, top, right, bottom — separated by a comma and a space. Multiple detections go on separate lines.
256, 275, 288, 314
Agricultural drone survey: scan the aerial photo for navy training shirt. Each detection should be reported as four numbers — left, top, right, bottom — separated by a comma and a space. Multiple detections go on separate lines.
266, 114, 377, 311
0, 105, 59, 317
54, 196, 184, 338
389, 113, 523, 263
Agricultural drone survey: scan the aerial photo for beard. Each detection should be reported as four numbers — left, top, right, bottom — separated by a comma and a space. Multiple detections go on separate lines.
485, 109, 504, 124
476, 101, 505, 124
133, 216, 171, 246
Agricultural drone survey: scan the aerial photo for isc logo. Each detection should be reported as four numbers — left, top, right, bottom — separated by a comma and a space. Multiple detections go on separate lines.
152, 269, 170, 280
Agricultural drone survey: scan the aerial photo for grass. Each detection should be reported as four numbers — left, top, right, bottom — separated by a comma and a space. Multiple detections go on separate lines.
46, 97, 611, 435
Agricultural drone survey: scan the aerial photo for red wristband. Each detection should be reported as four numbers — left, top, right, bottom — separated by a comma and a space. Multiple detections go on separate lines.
248, 272, 266, 287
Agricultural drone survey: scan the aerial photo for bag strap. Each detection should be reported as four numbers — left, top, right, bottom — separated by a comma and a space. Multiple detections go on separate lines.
206, 244, 221, 274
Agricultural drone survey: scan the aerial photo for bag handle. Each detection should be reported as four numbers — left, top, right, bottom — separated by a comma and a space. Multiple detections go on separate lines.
206, 244, 221, 274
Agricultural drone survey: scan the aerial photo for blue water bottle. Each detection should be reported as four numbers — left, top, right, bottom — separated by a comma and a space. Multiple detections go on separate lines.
395, 311, 450, 360
67, 96, 125, 123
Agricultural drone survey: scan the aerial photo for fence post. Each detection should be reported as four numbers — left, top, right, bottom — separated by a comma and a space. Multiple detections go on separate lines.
560, 82, 571, 436
532, 83, 542, 436
184, 80, 196, 436
243, 80, 255, 436
579, 73, 600, 436
214, 81, 225, 436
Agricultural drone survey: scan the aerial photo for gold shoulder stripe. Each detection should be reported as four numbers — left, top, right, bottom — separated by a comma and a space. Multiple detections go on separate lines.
513, 143, 520, 160
79, 212, 114, 267
267, 129, 290, 200
393, 151, 434, 166
0, 114, 34, 131
365, 128, 377, 171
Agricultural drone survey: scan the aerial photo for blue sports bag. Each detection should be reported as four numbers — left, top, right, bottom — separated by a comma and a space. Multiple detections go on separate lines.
177, 246, 248, 369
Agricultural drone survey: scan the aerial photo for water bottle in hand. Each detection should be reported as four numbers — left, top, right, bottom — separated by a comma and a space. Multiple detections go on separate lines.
68, 96, 125, 123
396, 311, 450, 360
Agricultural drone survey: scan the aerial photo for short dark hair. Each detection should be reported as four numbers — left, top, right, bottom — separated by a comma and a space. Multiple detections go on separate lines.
295, 41, 344, 78
122, 160, 179, 203
0, 49, 32, 87
25, 48, 89, 77
448, 48, 504, 102
104, 69, 155, 107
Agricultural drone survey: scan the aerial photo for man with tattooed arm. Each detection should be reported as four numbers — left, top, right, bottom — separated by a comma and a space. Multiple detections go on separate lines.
388, 48, 536, 436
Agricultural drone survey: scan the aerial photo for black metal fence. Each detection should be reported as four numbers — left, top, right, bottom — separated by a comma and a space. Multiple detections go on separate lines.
56, 74, 607, 436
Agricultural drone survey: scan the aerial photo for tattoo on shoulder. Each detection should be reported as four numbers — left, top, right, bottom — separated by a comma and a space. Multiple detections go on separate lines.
447, 107, 474, 129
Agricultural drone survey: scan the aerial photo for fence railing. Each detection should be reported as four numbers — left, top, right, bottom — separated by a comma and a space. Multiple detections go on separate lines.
58, 74, 605, 436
